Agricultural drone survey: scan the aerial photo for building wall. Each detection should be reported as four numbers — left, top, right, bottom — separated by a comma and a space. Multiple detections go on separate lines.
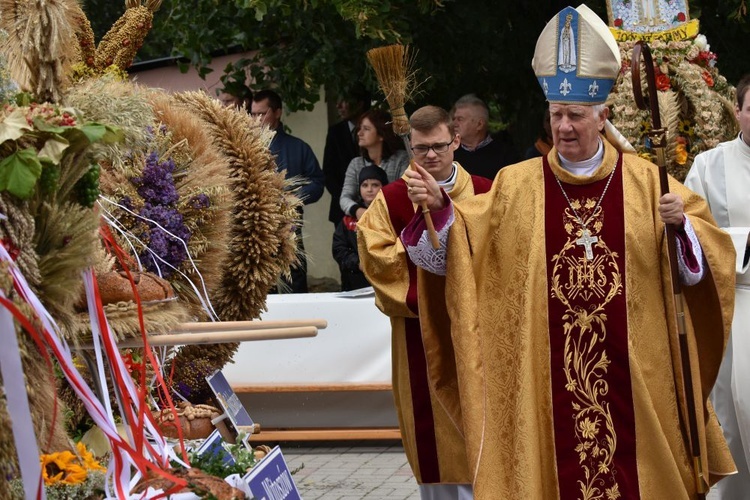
129, 55, 340, 288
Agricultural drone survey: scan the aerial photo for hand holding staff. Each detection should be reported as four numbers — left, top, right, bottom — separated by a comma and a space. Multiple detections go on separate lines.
632, 40, 708, 499
367, 45, 440, 249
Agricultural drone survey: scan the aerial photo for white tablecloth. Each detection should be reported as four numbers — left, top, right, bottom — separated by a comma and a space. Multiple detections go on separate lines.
223, 291, 392, 387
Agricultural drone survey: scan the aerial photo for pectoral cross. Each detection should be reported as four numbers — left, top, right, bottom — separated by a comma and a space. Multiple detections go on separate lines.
576, 229, 598, 260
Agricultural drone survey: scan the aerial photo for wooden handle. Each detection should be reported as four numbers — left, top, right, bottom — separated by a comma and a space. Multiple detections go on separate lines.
79, 326, 319, 349
422, 204, 441, 249
408, 159, 441, 250
172, 319, 328, 333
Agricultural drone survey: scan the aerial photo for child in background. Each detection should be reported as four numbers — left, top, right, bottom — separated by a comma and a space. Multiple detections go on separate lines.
332, 166, 389, 291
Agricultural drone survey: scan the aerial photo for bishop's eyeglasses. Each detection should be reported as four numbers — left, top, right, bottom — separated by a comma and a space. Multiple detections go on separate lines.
410, 137, 455, 157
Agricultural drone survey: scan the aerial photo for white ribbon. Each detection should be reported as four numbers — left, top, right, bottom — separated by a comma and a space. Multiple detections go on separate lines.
97, 195, 220, 321
0, 290, 45, 500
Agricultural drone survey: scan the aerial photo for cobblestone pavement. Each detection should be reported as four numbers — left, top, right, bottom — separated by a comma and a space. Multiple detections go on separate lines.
280, 441, 420, 500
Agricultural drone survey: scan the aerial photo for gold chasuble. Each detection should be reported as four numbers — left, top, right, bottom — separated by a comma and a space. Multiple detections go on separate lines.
419, 139, 736, 498
358, 164, 492, 484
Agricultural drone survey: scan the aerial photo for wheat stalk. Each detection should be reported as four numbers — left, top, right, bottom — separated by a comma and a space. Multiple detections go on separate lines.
366, 44, 441, 249
366, 44, 418, 136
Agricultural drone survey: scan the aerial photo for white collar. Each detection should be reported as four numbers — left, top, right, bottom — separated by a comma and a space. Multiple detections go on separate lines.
437, 164, 459, 193
558, 138, 605, 177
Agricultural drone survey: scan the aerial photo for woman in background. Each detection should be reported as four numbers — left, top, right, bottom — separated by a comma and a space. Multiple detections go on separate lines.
339, 109, 408, 220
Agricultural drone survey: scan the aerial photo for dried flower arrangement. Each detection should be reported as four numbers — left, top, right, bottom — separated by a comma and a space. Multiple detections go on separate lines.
0, 0, 302, 496
607, 35, 738, 181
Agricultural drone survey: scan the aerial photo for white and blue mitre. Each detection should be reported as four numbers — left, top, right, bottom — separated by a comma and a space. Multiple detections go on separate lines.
532, 4, 621, 105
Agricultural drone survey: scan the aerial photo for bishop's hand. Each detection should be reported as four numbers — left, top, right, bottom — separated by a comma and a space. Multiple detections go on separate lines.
405, 163, 444, 211
658, 193, 685, 228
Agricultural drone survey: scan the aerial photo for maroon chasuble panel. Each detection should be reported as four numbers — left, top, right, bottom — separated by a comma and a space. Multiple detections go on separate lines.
382, 174, 491, 483
542, 154, 640, 499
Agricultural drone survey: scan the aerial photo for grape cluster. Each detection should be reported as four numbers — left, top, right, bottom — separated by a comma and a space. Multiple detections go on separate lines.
74, 163, 101, 207
38, 165, 61, 195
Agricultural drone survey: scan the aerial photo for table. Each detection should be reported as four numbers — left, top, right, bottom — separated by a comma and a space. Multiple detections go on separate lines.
223, 291, 400, 440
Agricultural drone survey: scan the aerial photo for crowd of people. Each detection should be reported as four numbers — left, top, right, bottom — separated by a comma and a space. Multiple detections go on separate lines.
221, 5, 749, 497
221, 85, 522, 293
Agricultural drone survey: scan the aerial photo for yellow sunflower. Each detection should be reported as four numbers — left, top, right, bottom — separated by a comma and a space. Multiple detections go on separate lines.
678, 119, 694, 137
41, 451, 76, 485
61, 463, 88, 485
76, 442, 107, 472
39, 447, 97, 486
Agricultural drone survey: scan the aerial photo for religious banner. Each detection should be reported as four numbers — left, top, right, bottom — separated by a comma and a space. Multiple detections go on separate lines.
607, 0, 697, 41
604, 0, 737, 182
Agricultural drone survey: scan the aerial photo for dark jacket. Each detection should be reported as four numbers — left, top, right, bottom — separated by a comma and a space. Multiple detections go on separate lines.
453, 136, 518, 180
332, 215, 370, 291
322, 120, 359, 222
270, 124, 324, 204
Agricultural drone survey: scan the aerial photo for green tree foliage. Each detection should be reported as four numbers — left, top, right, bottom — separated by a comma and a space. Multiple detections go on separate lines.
82, 0, 748, 144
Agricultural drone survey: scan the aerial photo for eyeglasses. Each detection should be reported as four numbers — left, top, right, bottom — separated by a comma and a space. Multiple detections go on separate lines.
410, 137, 455, 157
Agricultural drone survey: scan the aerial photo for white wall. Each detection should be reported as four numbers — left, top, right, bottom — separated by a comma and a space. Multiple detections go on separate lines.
129, 55, 339, 286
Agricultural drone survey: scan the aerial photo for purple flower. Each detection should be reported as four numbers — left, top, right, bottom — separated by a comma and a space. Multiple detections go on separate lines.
132, 152, 178, 206
189, 193, 210, 210
128, 149, 195, 277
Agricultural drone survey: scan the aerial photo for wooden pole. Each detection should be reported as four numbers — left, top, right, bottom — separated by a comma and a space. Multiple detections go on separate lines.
171, 319, 328, 333
79, 325, 319, 349
632, 41, 707, 499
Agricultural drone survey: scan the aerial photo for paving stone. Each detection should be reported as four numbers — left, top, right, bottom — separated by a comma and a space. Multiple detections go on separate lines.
280, 441, 420, 499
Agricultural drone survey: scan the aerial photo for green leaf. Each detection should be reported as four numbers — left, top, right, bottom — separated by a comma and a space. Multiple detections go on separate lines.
38, 135, 70, 164
76, 123, 123, 145
78, 123, 108, 143
101, 124, 124, 144
32, 117, 68, 134
0, 148, 43, 199
0, 109, 33, 144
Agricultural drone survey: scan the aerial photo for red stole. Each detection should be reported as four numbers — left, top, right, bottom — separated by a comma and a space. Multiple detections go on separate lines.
382, 175, 491, 483
542, 154, 640, 499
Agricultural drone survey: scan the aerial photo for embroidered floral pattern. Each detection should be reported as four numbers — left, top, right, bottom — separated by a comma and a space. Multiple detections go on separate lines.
550, 198, 623, 500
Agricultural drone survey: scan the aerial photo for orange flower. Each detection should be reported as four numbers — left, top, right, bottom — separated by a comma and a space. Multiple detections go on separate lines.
39, 447, 97, 486
61, 463, 88, 485
41, 451, 76, 485
675, 143, 688, 165
76, 441, 107, 472
702, 70, 714, 87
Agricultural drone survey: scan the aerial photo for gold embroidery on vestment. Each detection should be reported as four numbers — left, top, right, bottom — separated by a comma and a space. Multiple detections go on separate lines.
550, 198, 623, 500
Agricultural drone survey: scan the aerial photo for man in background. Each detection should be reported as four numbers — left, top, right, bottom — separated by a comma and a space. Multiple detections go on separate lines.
219, 81, 253, 110
451, 94, 517, 180
685, 73, 750, 500
251, 89, 324, 293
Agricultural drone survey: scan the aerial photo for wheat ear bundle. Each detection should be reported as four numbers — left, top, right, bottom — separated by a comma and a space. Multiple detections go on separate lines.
367, 44, 440, 249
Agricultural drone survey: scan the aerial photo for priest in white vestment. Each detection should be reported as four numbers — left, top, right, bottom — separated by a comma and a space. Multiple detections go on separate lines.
685, 73, 750, 500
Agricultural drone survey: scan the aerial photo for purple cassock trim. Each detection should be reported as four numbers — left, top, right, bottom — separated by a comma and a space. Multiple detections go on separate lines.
400, 191, 453, 246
